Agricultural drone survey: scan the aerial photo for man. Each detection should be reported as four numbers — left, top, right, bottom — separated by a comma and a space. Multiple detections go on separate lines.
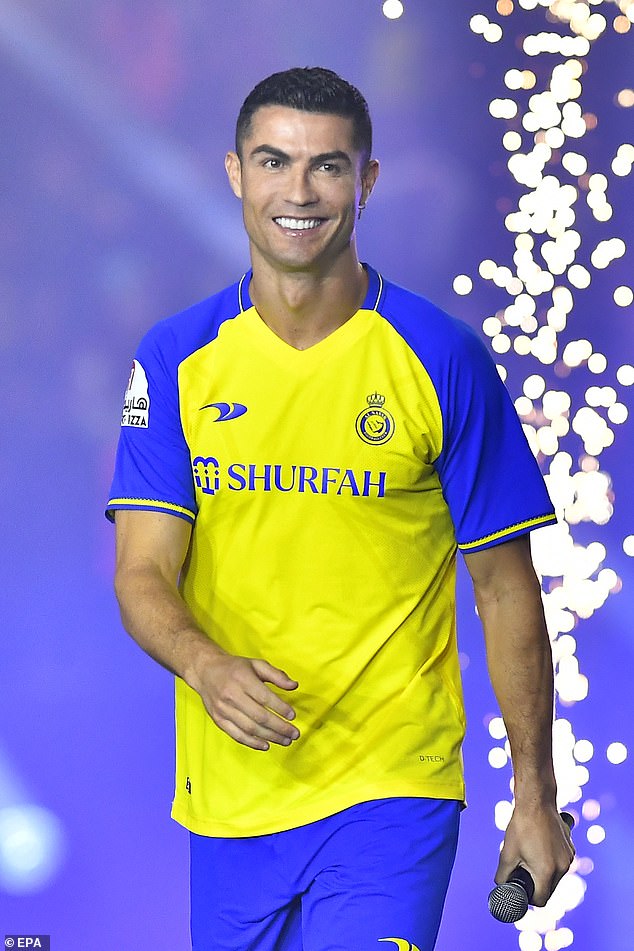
107, 67, 574, 950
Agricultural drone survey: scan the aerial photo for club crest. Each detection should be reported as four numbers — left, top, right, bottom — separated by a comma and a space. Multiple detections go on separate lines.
355, 392, 395, 445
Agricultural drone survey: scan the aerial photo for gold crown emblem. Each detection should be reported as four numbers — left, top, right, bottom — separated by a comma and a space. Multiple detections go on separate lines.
366, 392, 386, 407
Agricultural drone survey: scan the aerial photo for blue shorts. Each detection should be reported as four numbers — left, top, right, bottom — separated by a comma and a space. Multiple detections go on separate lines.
190, 797, 460, 951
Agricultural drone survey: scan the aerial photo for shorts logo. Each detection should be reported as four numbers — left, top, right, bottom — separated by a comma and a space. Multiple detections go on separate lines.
200, 401, 248, 421
378, 940, 421, 951
121, 360, 149, 427
356, 392, 395, 445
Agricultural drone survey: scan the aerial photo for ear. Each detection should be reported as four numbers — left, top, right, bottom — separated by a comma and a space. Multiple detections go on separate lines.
360, 158, 380, 206
225, 151, 243, 199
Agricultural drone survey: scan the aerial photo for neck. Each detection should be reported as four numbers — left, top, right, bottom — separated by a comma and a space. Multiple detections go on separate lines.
248, 248, 368, 350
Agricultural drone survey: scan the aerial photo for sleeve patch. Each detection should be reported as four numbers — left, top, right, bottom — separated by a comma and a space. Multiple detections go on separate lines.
121, 360, 150, 428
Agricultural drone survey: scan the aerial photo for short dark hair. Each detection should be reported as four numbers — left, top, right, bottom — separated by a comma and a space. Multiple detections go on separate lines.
236, 67, 372, 162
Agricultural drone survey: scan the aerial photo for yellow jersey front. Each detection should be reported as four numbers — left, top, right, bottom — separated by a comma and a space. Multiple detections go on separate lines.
107, 266, 556, 836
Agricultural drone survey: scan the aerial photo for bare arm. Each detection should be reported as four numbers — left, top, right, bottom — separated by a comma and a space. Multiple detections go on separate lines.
113, 509, 300, 751
464, 534, 574, 905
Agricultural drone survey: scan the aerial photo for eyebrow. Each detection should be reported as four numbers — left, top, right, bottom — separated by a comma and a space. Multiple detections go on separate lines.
249, 145, 353, 167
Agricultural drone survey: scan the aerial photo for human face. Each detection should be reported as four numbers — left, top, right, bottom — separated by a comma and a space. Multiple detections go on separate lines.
225, 105, 378, 274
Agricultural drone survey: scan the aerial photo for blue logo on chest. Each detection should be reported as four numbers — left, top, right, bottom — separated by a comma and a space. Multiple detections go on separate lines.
199, 401, 248, 421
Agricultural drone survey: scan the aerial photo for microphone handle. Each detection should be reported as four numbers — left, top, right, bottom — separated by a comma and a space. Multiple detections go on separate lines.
506, 864, 534, 903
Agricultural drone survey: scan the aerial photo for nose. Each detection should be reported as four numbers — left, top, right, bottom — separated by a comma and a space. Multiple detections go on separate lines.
284, 165, 318, 208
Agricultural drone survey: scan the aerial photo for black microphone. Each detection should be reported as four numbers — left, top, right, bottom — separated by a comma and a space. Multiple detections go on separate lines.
488, 812, 575, 923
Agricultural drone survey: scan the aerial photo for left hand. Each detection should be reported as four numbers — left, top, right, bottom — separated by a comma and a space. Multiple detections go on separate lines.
496, 803, 575, 906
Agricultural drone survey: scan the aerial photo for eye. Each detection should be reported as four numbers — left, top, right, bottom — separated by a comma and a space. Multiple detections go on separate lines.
263, 157, 284, 169
318, 163, 341, 174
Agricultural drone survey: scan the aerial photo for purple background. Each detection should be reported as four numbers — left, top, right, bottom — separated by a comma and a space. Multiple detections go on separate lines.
1, 1, 632, 948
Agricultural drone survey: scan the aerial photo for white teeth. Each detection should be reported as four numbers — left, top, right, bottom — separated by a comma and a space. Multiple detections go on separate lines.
275, 217, 322, 230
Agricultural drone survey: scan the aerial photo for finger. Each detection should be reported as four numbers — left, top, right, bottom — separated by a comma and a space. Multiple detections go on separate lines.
533, 871, 560, 907
495, 849, 520, 886
214, 716, 271, 752
252, 659, 299, 692
532, 827, 576, 904
249, 669, 299, 722
208, 662, 299, 735
260, 688, 299, 725
221, 695, 299, 743
538, 848, 576, 905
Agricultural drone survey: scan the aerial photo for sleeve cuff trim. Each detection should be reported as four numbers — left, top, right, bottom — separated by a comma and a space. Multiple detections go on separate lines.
458, 513, 557, 551
106, 498, 196, 523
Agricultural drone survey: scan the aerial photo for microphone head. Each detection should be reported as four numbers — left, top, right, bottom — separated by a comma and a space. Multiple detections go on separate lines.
488, 882, 529, 923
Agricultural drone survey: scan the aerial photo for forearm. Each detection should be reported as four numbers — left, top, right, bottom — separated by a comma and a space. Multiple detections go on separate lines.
114, 566, 227, 693
475, 570, 556, 804
465, 536, 574, 901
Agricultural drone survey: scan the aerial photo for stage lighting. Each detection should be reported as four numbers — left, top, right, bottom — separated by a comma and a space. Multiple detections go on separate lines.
0, 805, 65, 894
382, 0, 404, 20
464, 2, 633, 943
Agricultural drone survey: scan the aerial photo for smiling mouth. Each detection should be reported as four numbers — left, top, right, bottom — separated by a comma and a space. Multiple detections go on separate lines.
273, 217, 325, 231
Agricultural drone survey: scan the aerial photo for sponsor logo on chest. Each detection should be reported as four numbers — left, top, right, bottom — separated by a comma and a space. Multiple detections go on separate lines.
192, 458, 386, 498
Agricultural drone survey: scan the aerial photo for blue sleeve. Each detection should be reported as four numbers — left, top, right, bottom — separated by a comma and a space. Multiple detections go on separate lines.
434, 323, 556, 551
105, 324, 197, 524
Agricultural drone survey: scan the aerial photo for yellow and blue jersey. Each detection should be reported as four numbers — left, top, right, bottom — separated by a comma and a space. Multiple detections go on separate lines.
107, 265, 556, 837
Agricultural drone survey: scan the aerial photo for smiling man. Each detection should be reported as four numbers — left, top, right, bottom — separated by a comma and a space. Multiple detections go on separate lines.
107, 68, 573, 951
225, 94, 378, 349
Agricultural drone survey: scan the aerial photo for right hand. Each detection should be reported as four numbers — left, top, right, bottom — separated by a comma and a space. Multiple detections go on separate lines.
196, 653, 300, 751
